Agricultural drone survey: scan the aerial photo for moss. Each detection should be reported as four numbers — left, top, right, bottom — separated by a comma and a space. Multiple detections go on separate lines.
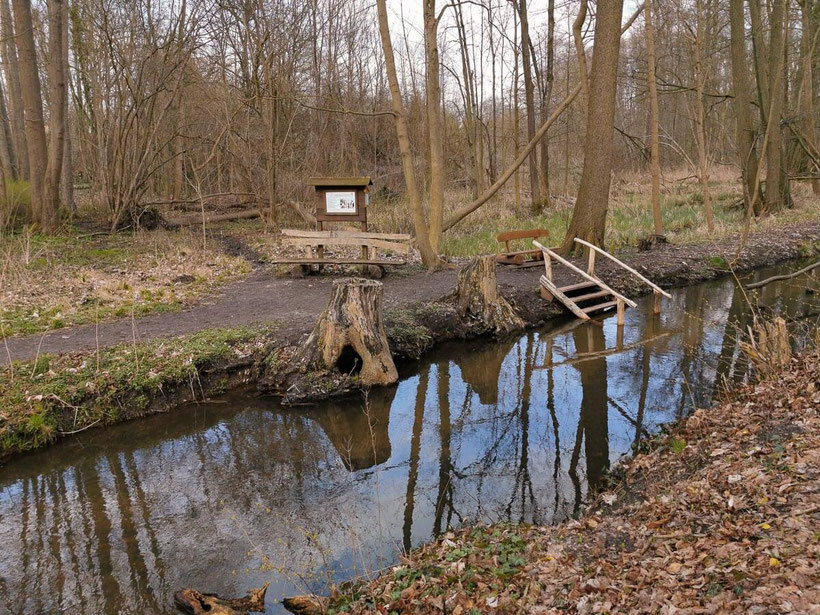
385, 308, 434, 359
707, 255, 729, 270
0, 324, 277, 458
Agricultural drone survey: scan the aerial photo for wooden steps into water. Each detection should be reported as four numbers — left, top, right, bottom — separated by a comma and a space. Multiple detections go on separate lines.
532, 239, 667, 326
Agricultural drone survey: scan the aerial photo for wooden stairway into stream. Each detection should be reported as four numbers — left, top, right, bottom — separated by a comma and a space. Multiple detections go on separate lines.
533, 239, 671, 324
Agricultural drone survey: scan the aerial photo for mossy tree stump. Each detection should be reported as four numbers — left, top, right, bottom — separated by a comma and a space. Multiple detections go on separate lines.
293, 277, 398, 386
455, 255, 525, 333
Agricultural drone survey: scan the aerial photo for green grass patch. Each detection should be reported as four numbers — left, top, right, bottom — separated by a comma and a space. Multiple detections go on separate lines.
0, 324, 276, 458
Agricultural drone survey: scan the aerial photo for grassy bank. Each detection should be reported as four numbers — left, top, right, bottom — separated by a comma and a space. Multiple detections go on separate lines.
306, 350, 820, 614
0, 226, 252, 336
0, 325, 276, 459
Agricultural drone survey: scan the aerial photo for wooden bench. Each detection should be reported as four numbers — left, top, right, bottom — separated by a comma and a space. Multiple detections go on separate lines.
496, 229, 549, 267
273, 229, 412, 277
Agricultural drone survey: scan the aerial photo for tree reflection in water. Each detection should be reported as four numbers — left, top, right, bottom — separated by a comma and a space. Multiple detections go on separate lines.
0, 268, 817, 614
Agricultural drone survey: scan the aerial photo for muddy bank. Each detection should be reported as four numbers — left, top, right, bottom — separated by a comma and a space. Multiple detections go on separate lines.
1, 223, 818, 461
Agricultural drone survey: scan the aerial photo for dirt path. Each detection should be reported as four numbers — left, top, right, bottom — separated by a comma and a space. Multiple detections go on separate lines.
3, 222, 819, 364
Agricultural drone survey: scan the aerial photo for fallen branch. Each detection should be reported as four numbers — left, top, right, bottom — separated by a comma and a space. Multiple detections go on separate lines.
745, 260, 820, 289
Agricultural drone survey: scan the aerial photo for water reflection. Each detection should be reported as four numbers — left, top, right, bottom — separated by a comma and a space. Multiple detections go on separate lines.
0, 266, 817, 614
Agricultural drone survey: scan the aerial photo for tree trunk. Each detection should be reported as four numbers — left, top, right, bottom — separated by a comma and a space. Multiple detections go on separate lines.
0, 77, 15, 181
645, 0, 663, 235
454, 255, 524, 333
518, 0, 540, 203
375, 0, 437, 268
572, 0, 590, 111
729, 0, 761, 211
292, 278, 398, 387
0, 0, 27, 180
42, 0, 66, 232
423, 0, 444, 253
11, 0, 48, 228
60, 0, 73, 213
764, 0, 789, 213
560, 0, 624, 251
175, 584, 268, 615
798, 0, 819, 195
693, 0, 714, 233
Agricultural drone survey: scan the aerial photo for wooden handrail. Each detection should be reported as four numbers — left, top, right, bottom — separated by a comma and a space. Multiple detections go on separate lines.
533, 241, 637, 308
573, 238, 672, 299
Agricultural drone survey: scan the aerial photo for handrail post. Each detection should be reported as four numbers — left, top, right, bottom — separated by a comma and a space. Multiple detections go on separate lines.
544, 252, 552, 282
616, 298, 625, 326
653, 290, 662, 314
587, 248, 596, 275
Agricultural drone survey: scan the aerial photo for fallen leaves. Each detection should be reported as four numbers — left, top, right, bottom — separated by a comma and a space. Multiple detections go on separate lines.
323, 352, 820, 614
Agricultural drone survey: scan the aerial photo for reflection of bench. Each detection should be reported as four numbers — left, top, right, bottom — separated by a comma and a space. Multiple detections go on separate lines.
496, 229, 549, 267
273, 229, 412, 277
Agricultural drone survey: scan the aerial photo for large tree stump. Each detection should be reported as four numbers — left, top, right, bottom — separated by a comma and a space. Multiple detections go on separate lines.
294, 278, 398, 386
455, 255, 525, 333
174, 583, 268, 615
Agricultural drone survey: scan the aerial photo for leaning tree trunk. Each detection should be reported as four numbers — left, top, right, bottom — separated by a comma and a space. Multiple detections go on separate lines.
174, 584, 268, 615
293, 278, 398, 387
455, 255, 524, 333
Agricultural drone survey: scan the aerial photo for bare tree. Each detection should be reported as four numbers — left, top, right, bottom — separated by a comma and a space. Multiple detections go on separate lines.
645, 0, 663, 235
375, 0, 437, 267
560, 0, 625, 250
11, 0, 50, 229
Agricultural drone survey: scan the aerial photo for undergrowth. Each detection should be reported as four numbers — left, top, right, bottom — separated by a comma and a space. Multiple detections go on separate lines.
0, 324, 276, 458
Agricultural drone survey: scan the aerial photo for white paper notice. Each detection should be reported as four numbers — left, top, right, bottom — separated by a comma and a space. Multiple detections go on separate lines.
326, 191, 357, 214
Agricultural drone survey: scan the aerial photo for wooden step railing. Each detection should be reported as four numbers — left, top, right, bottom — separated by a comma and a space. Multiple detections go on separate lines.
572, 238, 671, 314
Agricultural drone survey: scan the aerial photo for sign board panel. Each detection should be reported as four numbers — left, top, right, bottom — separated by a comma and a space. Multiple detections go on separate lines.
325, 191, 357, 214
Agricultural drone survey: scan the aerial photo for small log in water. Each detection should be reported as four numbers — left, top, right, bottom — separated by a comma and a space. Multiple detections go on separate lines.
282, 594, 329, 615
292, 277, 398, 386
174, 583, 268, 615
455, 255, 525, 333
745, 259, 820, 290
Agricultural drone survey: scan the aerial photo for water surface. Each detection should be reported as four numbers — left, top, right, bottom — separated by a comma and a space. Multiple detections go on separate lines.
1, 264, 818, 614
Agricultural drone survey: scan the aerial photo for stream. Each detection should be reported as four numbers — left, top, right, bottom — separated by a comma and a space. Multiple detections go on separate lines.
1, 262, 818, 614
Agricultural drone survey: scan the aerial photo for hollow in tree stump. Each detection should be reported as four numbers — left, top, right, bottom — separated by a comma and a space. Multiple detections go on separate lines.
174, 583, 268, 615
455, 255, 525, 333
293, 277, 398, 386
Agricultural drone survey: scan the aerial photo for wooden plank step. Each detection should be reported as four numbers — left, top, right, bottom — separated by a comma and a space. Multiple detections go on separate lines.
558, 281, 599, 294
540, 275, 590, 321
572, 290, 611, 303
582, 300, 618, 313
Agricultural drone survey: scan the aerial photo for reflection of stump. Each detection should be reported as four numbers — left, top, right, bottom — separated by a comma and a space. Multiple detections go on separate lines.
456, 255, 525, 333
174, 583, 268, 615
294, 278, 398, 386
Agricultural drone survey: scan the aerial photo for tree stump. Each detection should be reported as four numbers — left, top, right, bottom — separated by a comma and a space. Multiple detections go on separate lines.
174, 583, 268, 615
293, 277, 398, 386
455, 255, 525, 333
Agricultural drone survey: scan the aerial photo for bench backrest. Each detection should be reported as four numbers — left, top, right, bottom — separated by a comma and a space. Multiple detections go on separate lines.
497, 229, 549, 251
281, 229, 412, 254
